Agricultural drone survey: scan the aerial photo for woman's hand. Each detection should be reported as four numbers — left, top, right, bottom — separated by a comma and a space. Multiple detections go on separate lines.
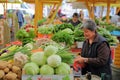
74, 56, 84, 70
74, 56, 84, 63
74, 56, 88, 63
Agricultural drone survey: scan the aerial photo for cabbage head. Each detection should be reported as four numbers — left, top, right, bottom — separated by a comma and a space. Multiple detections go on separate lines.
24, 43, 34, 50
47, 55, 61, 68
40, 65, 54, 75
55, 62, 71, 75
31, 52, 47, 66
62, 28, 73, 34
44, 45, 58, 57
23, 62, 39, 75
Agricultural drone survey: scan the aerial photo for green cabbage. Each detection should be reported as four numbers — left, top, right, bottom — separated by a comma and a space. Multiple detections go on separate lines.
40, 65, 54, 75
24, 43, 34, 50
44, 45, 58, 57
23, 62, 39, 75
31, 52, 47, 66
55, 62, 71, 75
62, 28, 73, 34
47, 55, 61, 68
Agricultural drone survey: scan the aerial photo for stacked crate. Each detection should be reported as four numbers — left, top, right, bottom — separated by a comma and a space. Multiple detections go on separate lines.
114, 44, 120, 68
0, 24, 3, 44
0, 19, 11, 49
0, 20, 4, 45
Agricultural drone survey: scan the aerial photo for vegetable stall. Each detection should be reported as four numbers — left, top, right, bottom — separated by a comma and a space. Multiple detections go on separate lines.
0, 0, 120, 80
0, 21, 119, 80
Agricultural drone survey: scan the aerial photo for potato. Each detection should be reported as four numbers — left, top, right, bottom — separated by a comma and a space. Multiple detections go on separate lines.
0, 70, 5, 79
12, 66, 21, 74
3, 72, 17, 80
0, 61, 9, 69
13, 59, 23, 68
4, 68, 9, 74
7, 64, 12, 69
17, 72, 21, 79
15, 78, 20, 80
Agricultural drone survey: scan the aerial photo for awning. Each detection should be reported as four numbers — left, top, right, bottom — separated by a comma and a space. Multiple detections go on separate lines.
0, 0, 22, 3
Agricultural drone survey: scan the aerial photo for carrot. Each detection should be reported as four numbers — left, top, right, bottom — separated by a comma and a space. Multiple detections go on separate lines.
32, 48, 43, 53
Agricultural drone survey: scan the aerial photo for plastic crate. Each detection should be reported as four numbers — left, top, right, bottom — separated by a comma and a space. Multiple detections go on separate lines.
22, 74, 74, 80
110, 31, 120, 36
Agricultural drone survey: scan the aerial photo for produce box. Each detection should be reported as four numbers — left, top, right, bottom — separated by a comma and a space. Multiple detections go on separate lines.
111, 30, 120, 36
38, 33, 53, 39
110, 46, 116, 61
22, 74, 74, 80
22, 68, 74, 80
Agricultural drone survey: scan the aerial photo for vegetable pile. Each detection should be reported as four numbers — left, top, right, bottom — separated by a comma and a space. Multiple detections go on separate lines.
0, 60, 22, 80
0, 46, 31, 61
53, 23, 74, 33
37, 18, 46, 26
16, 28, 35, 45
23, 45, 74, 76
52, 31, 74, 46
38, 26, 53, 34
74, 27, 85, 42
97, 27, 119, 45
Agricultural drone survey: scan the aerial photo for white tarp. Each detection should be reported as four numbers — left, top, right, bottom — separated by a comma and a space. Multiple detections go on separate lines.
72, 2, 87, 9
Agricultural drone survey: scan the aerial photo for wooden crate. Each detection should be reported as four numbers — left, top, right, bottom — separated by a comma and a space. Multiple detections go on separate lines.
0, 21, 4, 45
114, 44, 120, 68
0, 19, 11, 49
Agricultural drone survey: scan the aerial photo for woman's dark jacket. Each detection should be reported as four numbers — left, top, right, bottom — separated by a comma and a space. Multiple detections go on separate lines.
81, 33, 112, 78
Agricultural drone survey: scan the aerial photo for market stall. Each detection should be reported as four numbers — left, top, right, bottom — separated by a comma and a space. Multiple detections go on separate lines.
0, 0, 120, 80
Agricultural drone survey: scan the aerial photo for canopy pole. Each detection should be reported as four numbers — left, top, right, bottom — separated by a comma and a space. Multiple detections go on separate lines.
116, 7, 120, 14
106, 0, 111, 23
100, 6, 104, 19
91, 1, 95, 20
34, 0, 43, 35
49, 1, 62, 24
85, 0, 93, 20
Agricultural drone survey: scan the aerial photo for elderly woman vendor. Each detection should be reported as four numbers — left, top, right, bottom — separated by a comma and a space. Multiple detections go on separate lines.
74, 19, 112, 79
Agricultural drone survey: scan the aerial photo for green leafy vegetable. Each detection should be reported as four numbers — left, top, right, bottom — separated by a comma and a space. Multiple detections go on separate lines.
27, 28, 36, 38
37, 18, 46, 26
61, 28, 73, 34
38, 26, 53, 34
56, 48, 74, 64
16, 29, 29, 41
74, 27, 85, 42
52, 31, 74, 46
53, 23, 74, 33
16, 29, 35, 45
0, 46, 31, 61
97, 27, 119, 45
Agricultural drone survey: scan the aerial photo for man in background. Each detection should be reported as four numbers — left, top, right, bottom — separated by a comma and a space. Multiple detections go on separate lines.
16, 9, 24, 28
68, 13, 81, 26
